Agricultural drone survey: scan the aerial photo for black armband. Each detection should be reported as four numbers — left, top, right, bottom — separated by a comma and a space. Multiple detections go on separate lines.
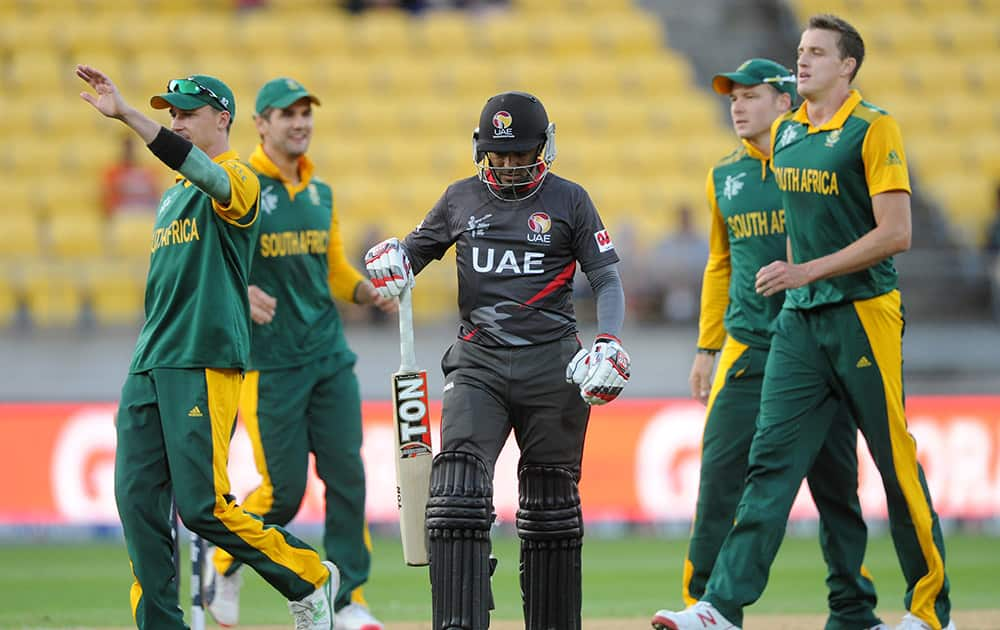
147, 126, 193, 171
696, 347, 720, 355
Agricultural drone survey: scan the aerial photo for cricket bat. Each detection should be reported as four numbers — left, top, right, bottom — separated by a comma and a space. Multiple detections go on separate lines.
392, 285, 432, 566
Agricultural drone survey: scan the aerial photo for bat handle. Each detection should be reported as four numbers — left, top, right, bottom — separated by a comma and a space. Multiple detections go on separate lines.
398, 284, 417, 372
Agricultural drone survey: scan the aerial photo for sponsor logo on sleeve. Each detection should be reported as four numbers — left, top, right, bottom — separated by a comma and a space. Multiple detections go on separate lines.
594, 229, 614, 253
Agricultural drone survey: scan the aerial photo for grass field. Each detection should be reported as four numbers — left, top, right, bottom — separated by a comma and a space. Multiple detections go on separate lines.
1, 531, 996, 628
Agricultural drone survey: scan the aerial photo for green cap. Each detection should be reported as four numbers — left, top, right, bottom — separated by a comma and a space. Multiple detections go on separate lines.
254, 77, 321, 116
150, 74, 236, 119
712, 58, 797, 100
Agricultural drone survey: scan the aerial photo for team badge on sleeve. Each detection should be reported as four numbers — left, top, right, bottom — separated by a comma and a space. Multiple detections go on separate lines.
594, 229, 614, 253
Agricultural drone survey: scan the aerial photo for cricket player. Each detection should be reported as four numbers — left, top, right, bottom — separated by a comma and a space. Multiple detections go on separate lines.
365, 91, 630, 630
651, 15, 954, 630
77, 65, 340, 630
203, 77, 392, 630
669, 58, 884, 630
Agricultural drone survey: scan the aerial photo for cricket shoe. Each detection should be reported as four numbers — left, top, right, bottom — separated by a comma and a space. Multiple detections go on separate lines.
651, 601, 740, 630
289, 561, 341, 630
896, 613, 956, 630
334, 603, 384, 630
203, 558, 242, 627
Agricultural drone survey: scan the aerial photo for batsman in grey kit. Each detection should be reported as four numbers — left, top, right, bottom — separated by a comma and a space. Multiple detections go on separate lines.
365, 91, 632, 630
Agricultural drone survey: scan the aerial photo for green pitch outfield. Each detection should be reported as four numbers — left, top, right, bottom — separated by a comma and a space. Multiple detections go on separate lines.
0, 531, 996, 627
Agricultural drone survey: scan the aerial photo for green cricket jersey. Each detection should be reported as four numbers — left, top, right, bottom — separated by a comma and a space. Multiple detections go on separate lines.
698, 140, 787, 351
246, 145, 366, 370
130, 150, 260, 372
771, 89, 911, 309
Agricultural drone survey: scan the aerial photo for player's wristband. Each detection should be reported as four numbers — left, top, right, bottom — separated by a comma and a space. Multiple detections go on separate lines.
696, 347, 719, 355
147, 126, 193, 171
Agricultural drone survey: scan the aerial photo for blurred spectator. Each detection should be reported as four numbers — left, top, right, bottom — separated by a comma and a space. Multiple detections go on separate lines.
650, 204, 710, 323
984, 183, 1000, 258
985, 183, 1000, 319
101, 135, 161, 216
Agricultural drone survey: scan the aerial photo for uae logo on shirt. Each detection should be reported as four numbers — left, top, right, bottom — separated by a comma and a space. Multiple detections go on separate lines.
824, 128, 843, 148
261, 185, 279, 215
777, 125, 799, 149
723, 173, 746, 200
527, 212, 551, 244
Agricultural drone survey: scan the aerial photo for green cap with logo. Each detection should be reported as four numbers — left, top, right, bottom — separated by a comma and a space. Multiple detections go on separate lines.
254, 77, 321, 116
712, 58, 797, 100
150, 74, 236, 119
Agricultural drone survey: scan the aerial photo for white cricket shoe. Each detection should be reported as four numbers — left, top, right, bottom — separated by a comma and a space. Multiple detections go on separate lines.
334, 603, 384, 630
203, 560, 242, 627
651, 601, 741, 630
289, 561, 340, 630
896, 612, 956, 630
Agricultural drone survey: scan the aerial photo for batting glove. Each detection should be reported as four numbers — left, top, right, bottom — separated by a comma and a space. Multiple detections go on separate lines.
364, 237, 414, 300
578, 334, 630, 405
565, 347, 590, 385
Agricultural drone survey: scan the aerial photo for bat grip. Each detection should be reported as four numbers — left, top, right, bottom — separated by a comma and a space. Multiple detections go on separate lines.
398, 285, 417, 372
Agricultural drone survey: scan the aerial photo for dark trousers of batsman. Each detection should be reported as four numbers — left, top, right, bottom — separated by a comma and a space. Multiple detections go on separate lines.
427, 336, 590, 630
115, 368, 328, 629
212, 351, 371, 611
703, 291, 952, 629
685, 335, 880, 630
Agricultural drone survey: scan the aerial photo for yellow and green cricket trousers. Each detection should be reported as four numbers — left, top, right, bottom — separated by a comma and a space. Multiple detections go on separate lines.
212, 351, 371, 611
703, 291, 951, 629
115, 367, 330, 629
684, 335, 880, 630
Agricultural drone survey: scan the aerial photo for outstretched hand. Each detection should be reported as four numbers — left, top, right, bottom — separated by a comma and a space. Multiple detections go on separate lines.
76, 64, 130, 119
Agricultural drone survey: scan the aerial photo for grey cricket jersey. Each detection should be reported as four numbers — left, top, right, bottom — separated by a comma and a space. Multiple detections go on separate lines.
403, 174, 619, 346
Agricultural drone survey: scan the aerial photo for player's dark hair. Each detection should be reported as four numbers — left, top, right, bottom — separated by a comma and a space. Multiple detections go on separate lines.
808, 14, 865, 81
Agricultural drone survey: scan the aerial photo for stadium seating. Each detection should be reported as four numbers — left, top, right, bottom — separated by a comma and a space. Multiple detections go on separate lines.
789, 0, 1000, 246
28, 1, 1000, 327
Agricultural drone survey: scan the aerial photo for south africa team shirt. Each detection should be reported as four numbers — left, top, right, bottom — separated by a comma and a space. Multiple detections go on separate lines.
698, 139, 788, 352
129, 149, 260, 373
771, 89, 910, 309
245, 145, 364, 370
403, 174, 619, 346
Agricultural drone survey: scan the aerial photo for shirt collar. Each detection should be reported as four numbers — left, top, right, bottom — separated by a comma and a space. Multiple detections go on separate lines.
741, 138, 770, 180
792, 89, 863, 132
249, 144, 314, 197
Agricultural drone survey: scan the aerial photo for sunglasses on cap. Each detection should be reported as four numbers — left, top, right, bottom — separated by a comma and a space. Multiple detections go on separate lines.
763, 74, 797, 86
167, 78, 229, 112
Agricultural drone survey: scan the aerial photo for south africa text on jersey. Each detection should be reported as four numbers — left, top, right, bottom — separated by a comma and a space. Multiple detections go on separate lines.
151, 218, 200, 253
728, 209, 785, 240
773, 167, 840, 195
259, 230, 329, 258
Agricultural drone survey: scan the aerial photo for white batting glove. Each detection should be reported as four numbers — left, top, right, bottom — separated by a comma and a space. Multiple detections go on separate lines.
565, 348, 589, 385
578, 334, 631, 405
364, 237, 414, 300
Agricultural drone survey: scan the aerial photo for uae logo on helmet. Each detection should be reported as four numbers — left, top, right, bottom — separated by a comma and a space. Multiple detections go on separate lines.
526, 212, 552, 244
492, 110, 514, 138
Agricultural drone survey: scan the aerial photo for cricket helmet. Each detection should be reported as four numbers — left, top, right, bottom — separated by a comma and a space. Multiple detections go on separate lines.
472, 91, 557, 201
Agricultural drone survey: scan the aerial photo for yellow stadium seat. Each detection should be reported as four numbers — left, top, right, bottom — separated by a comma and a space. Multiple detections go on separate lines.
108, 213, 155, 260
34, 175, 102, 218
592, 14, 664, 57
111, 16, 176, 56
83, 258, 146, 326
345, 12, 411, 59
21, 260, 85, 328
0, 215, 42, 260
618, 56, 694, 98
410, 250, 457, 325
9, 51, 68, 95
479, 20, 532, 55
530, 20, 595, 59
925, 174, 994, 245
47, 213, 106, 260
369, 58, 436, 98
410, 11, 473, 58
